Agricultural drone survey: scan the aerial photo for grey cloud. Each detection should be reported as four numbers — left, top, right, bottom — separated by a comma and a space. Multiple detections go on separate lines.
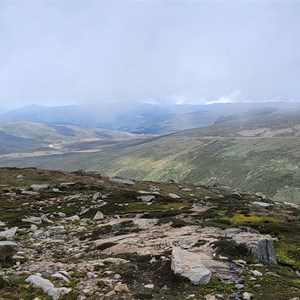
0, 1, 300, 108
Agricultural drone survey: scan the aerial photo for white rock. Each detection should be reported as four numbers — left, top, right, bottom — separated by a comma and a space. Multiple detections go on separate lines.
0, 227, 18, 238
31, 184, 49, 191
0, 221, 5, 226
252, 201, 273, 209
48, 226, 65, 232
137, 195, 155, 202
92, 192, 101, 201
93, 211, 104, 220
21, 190, 39, 196
110, 177, 135, 186
51, 273, 70, 283
26, 274, 72, 300
22, 214, 53, 225
171, 246, 212, 285
251, 270, 262, 277
114, 282, 129, 292
65, 215, 80, 222
144, 284, 154, 289
243, 292, 254, 300
168, 193, 181, 199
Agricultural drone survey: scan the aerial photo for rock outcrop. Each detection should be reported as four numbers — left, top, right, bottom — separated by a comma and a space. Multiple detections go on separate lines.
171, 246, 212, 284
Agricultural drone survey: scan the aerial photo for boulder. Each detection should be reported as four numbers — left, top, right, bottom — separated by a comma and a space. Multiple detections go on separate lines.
0, 241, 18, 261
26, 274, 71, 300
171, 246, 212, 285
0, 227, 18, 238
230, 231, 277, 264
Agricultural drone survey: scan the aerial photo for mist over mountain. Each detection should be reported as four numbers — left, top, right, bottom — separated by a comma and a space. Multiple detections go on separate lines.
1, 101, 300, 134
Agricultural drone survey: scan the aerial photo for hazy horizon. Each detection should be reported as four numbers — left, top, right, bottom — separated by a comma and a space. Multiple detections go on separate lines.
1, 1, 300, 109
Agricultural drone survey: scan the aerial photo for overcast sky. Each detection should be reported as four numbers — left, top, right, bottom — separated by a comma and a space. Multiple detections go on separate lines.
0, 0, 300, 109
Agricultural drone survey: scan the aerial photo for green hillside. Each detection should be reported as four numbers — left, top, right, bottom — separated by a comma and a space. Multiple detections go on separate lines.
1, 112, 300, 204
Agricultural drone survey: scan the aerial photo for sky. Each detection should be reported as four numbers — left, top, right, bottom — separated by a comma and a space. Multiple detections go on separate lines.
0, 0, 300, 109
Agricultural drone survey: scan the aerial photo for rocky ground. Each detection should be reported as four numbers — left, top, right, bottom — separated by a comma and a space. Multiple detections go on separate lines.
0, 167, 299, 300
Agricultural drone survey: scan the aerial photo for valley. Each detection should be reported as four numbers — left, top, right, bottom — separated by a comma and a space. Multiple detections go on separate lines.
1, 108, 300, 205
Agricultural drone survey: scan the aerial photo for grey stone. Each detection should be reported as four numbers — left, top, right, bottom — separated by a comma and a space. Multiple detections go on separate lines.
252, 201, 273, 209
168, 193, 181, 199
26, 274, 71, 300
229, 231, 277, 264
171, 246, 212, 285
31, 184, 49, 191
0, 227, 18, 238
110, 177, 135, 186
137, 195, 155, 202
93, 211, 104, 220
243, 292, 253, 300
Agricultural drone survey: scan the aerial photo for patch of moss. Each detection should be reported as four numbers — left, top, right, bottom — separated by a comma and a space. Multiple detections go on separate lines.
198, 275, 235, 295
231, 214, 285, 225
275, 240, 300, 269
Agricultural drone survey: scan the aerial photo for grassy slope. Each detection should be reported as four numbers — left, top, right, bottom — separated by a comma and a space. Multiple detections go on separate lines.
1, 112, 300, 203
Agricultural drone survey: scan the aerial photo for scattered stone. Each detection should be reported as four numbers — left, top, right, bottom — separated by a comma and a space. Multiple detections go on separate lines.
64, 215, 80, 222
92, 192, 101, 201
252, 201, 273, 209
243, 292, 254, 300
114, 282, 129, 293
21, 190, 39, 196
110, 177, 135, 186
31, 184, 49, 191
171, 246, 212, 285
181, 188, 192, 192
48, 226, 65, 232
26, 274, 72, 300
93, 211, 104, 220
0, 227, 18, 238
57, 212, 66, 218
168, 193, 181, 199
144, 284, 154, 289
51, 273, 70, 283
16, 174, 24, 179
22, 214, 53, 225
0, 221, 5, 226
137, 195, 155, 202
236, 284, 244, 289
251, 270, 262, 277
0, 241, 18, 261
255, 192, 266, 199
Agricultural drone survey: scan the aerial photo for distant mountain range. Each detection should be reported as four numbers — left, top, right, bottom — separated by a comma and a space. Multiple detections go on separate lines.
1, 102, 300, 204
2, 101, 300, 134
